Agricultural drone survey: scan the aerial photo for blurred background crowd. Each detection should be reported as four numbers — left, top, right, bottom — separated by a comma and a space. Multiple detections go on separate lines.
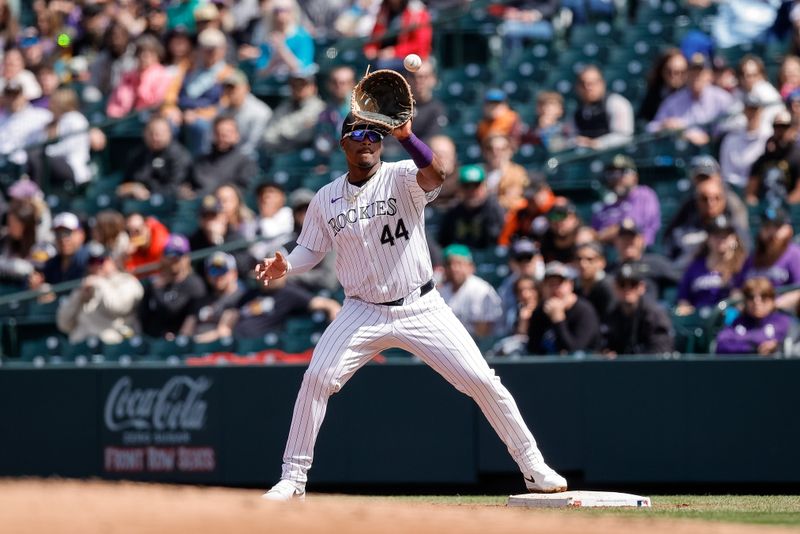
1, 0, 800, 364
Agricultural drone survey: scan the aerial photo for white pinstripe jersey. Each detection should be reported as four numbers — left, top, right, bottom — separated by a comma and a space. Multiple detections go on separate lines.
297, 159, 440, 303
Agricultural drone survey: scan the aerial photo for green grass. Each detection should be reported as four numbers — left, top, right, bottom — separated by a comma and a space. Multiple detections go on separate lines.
372, 495, 800, 527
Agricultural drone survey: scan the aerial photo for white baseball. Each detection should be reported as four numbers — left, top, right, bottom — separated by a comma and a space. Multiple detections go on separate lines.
403, 54, 422, 73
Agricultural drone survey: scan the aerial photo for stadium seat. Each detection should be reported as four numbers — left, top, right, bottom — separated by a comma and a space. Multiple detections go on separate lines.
238, 332, 282, 355
146, 335, 194, 360
192, 336, 236, 356
102, 336, 149, 362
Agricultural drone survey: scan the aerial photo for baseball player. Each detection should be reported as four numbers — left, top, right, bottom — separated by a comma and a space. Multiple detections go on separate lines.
255, 113, 567, 500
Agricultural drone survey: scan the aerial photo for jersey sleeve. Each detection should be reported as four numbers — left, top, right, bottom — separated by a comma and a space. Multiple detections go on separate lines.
397, 159, 441, 206
296, 192, 333, 253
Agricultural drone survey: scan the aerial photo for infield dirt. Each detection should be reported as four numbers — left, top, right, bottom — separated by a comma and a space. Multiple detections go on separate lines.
1, 479, 797, 534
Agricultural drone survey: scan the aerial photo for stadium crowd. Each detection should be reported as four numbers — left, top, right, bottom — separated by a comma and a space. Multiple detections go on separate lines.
2, 0, 800, 360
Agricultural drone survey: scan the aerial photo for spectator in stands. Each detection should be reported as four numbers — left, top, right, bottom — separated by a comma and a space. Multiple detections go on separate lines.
603, 262, 674, 356
42, 212, 88, 284
539, 198, 580, 263
189, 194, 238, 252
56, 242, 144, 345
0, 200, 38, 287
193, 3, 238, 65
481, 133, 529, 212
242, 0, 315, 78
525, 90, 571, 152
0, 0, 17, 52
476, 89, 523, 148
439, 244, 503, 337
189, 116, 259, 196
664, 157, 750, 270
511, 274, 538, 336
139, 234, 207, 338
0, 47, 41, 100
8, 178, 50, 244
592, 155, 661, 246
106, 34, 172, 119
492, 0, 558, 52
89, 22, 137, 97
746, 110, 800, 205
233, 265, 340, 338
334, 0, 382, 38
262, 67, 325, 154
719, 91, 772, 190
648, 53, 736, 145
161, 26, 195, 126
610, 218, 680, 301
437, 164, 505, 248
90, 210, 130, 269
180, 251, 247, 343
787, 89, 800, 126
364, 0, 432, 70
178, 28, 234, 155
317, 65, 356, 148
251, 180, 294, 250
30, 63, 58, 110
28, 88, 91, 187
497, 239, 544, 336
498, 180, 555, 246
716, 277, 792, 355
572, 65, 634, 150
574, 241, 616, 322
527, 261, 600, 355
407, 60, 446, 140
124, 212, 170, 276
738, 207, 800, 289
216, 183, 257, 239
427, 134, 460, 209
119, 116, 193, 201
0, 81, 51, 168
219, 69, 272, 159
675, 215, 747, 316
778, 55, 800, 99
639, 48, 688, 123
735, 55, 783, 130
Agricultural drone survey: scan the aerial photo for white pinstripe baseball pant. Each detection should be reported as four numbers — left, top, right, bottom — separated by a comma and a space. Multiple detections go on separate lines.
279, 289, 547, 485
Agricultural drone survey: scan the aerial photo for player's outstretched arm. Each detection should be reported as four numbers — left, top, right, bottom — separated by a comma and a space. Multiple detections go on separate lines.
254, 251, 289, 286
392, 120, 445, 192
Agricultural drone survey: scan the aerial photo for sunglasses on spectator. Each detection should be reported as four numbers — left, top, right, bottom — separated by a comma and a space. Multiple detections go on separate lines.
617, 279, 641, 289
343, 129, 383, 143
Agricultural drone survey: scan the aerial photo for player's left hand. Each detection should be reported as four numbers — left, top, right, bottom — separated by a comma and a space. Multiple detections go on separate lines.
391, 119, 413, 141
255, 251, 289, 286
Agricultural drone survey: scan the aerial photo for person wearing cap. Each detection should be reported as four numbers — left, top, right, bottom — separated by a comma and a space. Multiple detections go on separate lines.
218, 68, 272, 159
664, 156, 750, 270
737, 207, 800, 290
481, 133, 529, 212
591, 154, 661, 246
539, 197, 581, 263
193, 2, 238, 65
124, 211, 171, 277
189, 194, 238, 252
572, 65, 634, 150
610, 218, 680, 302
716, 277, 795, 356
261, 65, 325, 153
178, 27, 235, 154
574, 241, 616, 322
648, 52, 736, 145
437, 164, 505, 248
56, 241, 144, 345
496, 238, 544, 336
675, 215, 747, 316
243, 0, 314, 78
0, 74, 52, 166
602, 262, 674, 356
139, 233, 208, 338
498, 180, 555, 246
42, 212, 89, 285
188, 115, 258, 195
180, 251, 246, 343
439, 244, 503, 338
718, 89, 772, 189
119, 116, 193, 201
526, 261, 600, 355
476, 88, 523, 147
746, 109, 800, 205
106, 34, 172, 119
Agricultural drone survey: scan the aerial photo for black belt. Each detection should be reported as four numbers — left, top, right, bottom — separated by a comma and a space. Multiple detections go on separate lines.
377, 279, 435, 306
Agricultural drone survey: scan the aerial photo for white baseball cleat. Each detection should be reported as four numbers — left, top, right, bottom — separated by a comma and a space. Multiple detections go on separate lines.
524, 464, 568, 493
262, 479, 306, 501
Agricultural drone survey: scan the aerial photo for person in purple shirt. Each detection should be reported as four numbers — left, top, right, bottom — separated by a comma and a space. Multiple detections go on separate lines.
676, 215, 747, 315
716, 277, 794, 355
647, 52, 736, 146
592, 154, 661, 246
738, 207, 800, 289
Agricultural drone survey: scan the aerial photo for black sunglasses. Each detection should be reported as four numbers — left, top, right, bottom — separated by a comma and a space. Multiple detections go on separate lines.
343, 129, 384, 143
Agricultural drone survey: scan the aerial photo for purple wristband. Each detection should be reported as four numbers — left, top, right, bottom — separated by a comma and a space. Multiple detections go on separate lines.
399, 133, 434, 169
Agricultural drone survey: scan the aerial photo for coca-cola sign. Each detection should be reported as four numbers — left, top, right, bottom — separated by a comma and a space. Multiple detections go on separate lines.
104, 375, 211, 432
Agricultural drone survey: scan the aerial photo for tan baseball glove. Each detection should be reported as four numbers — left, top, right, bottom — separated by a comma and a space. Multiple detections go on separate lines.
350, 68, 415, 131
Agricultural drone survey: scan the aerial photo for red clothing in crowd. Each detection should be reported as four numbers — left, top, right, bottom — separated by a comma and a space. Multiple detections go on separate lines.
364, 0, 432, 60
125, 216, 170, 276
106, 64, 173, 118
